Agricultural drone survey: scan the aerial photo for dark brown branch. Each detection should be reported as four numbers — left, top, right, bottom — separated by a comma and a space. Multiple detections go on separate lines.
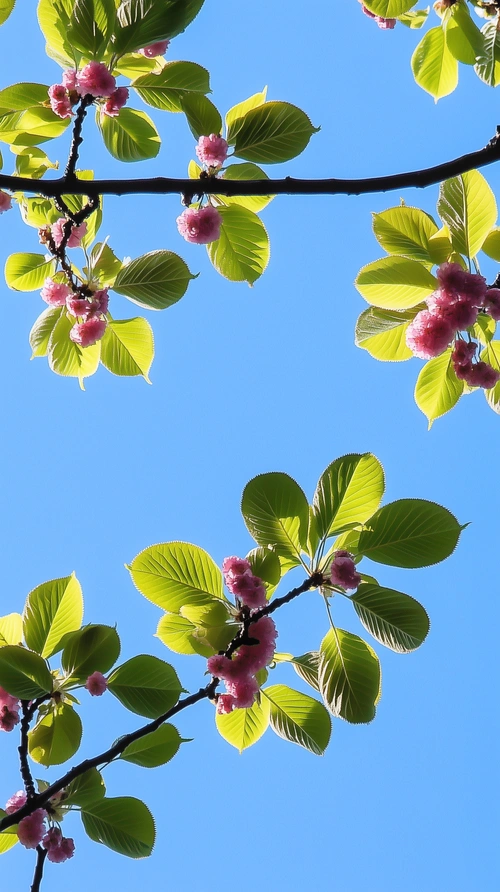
30, 846, 47, 892
64, 95, 94, 181
0, 131, 500, 199
0, 573, 323, 834
18, 702, 37, 799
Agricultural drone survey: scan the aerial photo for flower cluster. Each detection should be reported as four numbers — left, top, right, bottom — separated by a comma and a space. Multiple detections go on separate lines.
139, 40, 170, 57
176, 204, 222, 244
360, 2, 396, 28
207, 557, 277, 714
40, 274, 109, 347
196, 134, 229, 169
330, 550, 361, 591
48, 63, 128, 119
405, 263, 500, 390
5, 791, 75, 861
0, 687, 20, 732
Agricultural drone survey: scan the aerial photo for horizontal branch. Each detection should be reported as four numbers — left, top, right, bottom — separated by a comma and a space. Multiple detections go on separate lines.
0, 573, 323, 834
0, 130, 500, 199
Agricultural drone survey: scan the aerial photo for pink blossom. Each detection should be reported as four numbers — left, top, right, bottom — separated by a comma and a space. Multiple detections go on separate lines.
17, 810, 46, 849
230, 574, 267, 609
0, 687, 20, 732
330, 551, 362, 591
236, 616, 277, 673
463, 361, 500, 389
426, 289, 480, 330
41, 277, 72, 307
103, 86, 129, 117
43, 827, 75, 863
70, 317, 107, 347
207, 654, 239, 680
66, 296, 93, 318
216, 693, 236, 715
406, 309, 454, 359
76, 62, 116, 98
196, 134, 229, 168
139, 40, 170, 57
226, 675, 259, 709
484, 289, 500, 321
90, 288, 109, 316
85, 671, 107, 696
0, 190, 12, 213
451, 340, 476, 380
5, 790, 27, 815
360, 3, 396, 27
436, 263, 487, 303
222, 556, 252, 580
62, 69, 78, 91
48, 84, 73, 119
176, 205, 221, 245
51, 218, 87, 249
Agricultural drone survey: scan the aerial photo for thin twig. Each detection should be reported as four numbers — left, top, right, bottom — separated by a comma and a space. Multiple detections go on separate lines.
30, 846, 48, 892
1, 130, 500, 199
64, 96, 94, 181
18, 702, 37, 799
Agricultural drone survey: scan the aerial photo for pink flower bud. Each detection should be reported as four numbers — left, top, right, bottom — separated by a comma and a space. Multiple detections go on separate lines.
222, 556, 252, 579
196, 134, 229, 168
41, 277, 72, 307
330, 551, 362, 591
0, 190, 12, 213
51, 218, 87, 249
176, 205, 221, 244
216, 693, 236, 715
451, 340, 476, 380
463, 361, 500, 390
406, 310, 454, 360
66, 296, 93, 318
139, 40, 170, 57
62, 69, 78, 91
85, 671, 107, 696
103, 87, 129, 117
484, 289, 500, 321
76, 62, 116, 98
17, 810, 47, 849
226, 675, 259, 709
5, 791, 27, 815
48, 84, 73, 119
90, 288, 109, 316
43, 827, 75, 863
0, 687, 20, 732
230, 574, 267, 609
70, 317, 107, 347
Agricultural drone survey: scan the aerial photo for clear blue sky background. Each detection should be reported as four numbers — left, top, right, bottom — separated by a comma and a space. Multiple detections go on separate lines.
1, 2, 498, 890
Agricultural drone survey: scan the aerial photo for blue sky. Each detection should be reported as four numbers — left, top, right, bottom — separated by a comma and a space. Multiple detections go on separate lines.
1, 2, 499, 890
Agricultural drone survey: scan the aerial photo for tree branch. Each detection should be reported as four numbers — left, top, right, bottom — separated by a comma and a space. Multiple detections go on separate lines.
18, 702, 37, 800
0, 573, 323, 834
30, 846, 47, 892
0, 131, 499, 199
64, 96, 94, 181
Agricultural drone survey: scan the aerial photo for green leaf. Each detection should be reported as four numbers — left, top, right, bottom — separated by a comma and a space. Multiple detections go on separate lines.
120, 723, 185, 767
5, 252, 55, 291
129, 542, 224, 612
215, 162, 274, 213
61, 624, 120, 682
246, 546, 281, 592
180, 92, 222, 139
225, 87, 267, 134
358, 498, 463, 568
427, 225, 453, 264
364, 0, 415, 14
481, 226, 500, 261
0, 82, 50, 111
68, 0, 116, 56
0, 645, 53, 698
313, 453, 385, 542
89, 242, 122, 286
37, 0, 77, 68
292, 651, 321, 692
97, 107, 160, 162
411, 26, 458, 100
64, 768, 106, 807
23, 573, 83, 659
47, 310, 100, 388
0, 0, 15, 26
156, 613, 213, 657
114, 0, 205, 54
241, 472, 309, 563
207, 205, 270, 285
372, 206, 439, 262
100, 317, 154, 381
415, 348, 463, 426
319, 628, 381, 724
81, 796, 155, 859
445, 2, 484, 65
480, 341, 500, 411
0, 613, 23, 647
355, 306, 417, 362
0, 810, 19, 854
262, 684, 331, 755
474, 313, 496, 346
475, 21, 500, 86
28, 702, 82, 766
398, 8, 429, 28
115, 52, 160, 79
107, 655, 181, 718
113, 250, 195, 309
215, 695, 270, 752
356, 256, 437, 310
0, 107, 70, 146
437, 170, 497, 259
14, 146, 58, 179
18, 196, 60, 229
350, 583, 430, 653
230, 101, 319, 163
132, 62, 210, 112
